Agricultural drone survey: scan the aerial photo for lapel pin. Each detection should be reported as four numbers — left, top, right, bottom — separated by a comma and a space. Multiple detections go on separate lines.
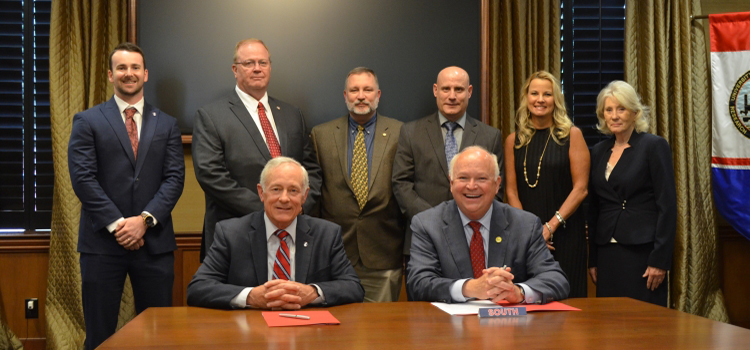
495, 237, 502, 243
152, 112, 156, 116
382, 133, 387, 137
304, 242, 308, 247
276, 106, 281, 110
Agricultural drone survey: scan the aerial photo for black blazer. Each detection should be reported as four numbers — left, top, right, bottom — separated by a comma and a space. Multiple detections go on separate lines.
587, 131, 677, 270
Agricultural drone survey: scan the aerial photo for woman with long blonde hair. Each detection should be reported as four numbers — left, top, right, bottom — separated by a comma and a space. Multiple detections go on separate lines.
503, 71, 590, 297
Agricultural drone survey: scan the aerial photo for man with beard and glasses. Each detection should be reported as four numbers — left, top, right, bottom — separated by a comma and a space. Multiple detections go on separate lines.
309, 67, 404, 302
68, 42, 185, 350
192, 38, 322, 261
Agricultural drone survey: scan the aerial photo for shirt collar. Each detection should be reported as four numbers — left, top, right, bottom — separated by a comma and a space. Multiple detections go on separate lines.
438, 112, 466, 129
348, 113, 377, 132
264, 213, 298, 242
113, 94, 145, 115
235, 85, 270, 111
458, 203, 493, 230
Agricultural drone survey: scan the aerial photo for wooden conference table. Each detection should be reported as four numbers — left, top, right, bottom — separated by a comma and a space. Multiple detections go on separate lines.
99, 298, 750, 349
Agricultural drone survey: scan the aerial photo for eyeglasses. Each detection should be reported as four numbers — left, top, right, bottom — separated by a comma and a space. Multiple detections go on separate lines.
234, 60, 270, 68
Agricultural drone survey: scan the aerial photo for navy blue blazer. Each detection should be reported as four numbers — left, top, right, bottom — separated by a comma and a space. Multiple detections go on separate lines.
587, 131, 677, 270
68, 97, 185, 255
186, 212, 365, 309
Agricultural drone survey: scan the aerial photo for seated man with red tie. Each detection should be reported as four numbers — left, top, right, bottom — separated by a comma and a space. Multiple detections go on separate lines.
187, 157, 364, 309
407, 146, 569, 304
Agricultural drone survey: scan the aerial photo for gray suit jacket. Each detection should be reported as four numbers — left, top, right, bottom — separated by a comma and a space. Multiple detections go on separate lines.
186, 211, 364, 309
407, 200, 569, 303
392, 112, 504, 254
192, 91, 322, 259
310, 115, 404, 270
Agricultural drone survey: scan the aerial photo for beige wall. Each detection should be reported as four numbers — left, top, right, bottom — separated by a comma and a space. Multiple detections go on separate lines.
172, 145, 204, 233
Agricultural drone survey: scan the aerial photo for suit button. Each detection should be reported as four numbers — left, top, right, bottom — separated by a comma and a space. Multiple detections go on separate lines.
135, 178, 139, 181
622, 200, 626, 209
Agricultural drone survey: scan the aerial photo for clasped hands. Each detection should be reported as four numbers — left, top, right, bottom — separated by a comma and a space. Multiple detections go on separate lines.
113, 216, 146, 250
462, 266, 524, 304
247, 279, 319, 310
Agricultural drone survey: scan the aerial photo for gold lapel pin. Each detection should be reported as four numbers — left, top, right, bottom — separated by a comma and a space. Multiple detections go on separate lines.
495, 237, 502, 243
382, 133, 387, 137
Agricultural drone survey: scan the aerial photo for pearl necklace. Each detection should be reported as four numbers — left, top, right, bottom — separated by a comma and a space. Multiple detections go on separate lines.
523, 131, 552, 188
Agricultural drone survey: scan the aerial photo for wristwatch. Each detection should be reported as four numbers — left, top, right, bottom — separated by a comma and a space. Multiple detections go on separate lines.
515, 284, 526, 304
141, 213, 156, 228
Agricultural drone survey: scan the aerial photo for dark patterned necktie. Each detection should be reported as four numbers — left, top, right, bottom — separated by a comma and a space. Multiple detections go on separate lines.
351, 125, 368, 210
468, 221, 485, 279
272, 230, 291, 280
124, 107, 139, 159
444, 121, 458, 165
258, 102, 281, 158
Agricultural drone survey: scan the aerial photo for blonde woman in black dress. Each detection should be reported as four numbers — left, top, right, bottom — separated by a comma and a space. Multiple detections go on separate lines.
504, 71, 590, 298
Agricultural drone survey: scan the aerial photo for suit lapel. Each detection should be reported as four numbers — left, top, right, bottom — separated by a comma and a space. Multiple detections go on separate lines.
442, 201, 474, 278
333, 117, 355, 193
426, 113, 450, 180
102, 98, 136, 168
268, 97, 288, 155
369, 115, 391, 190
229, 92, 272, 160
134, 103, 157, 177
460, 115, 479, 150
294, 216, 312, 283
487, 202, 510, 268
250, 214, 269, 283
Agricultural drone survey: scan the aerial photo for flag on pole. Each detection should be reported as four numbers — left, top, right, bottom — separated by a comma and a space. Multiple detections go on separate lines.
710, 11, 750, 240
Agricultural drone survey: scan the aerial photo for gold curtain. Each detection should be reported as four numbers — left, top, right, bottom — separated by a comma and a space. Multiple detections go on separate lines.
46, 1, 130, 349
624, 0, 728, 322
0, 287, 22, 350
486, 0, 561, 136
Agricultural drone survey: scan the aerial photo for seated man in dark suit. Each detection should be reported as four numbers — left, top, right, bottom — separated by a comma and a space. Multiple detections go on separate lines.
187, 157, 364, 309
407, 146, 569, 304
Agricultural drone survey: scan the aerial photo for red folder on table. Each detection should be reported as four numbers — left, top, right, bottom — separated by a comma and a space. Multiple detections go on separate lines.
262, 311, 341, 327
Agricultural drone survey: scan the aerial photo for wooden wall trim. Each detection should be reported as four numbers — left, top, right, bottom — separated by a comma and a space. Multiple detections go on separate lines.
480, 0, 490, 124
128, 0, 137, 43
0, 232, 201, 252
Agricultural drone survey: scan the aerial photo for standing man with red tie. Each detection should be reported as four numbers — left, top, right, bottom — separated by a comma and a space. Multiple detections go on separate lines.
193, 39, 322, 260
68, 42, 185, 350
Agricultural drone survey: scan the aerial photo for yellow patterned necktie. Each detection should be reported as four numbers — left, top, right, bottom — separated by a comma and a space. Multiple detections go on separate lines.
352, 125, 368, 210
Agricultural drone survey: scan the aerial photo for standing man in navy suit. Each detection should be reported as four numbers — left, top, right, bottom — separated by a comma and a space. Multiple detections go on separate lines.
68, 42, 185, 350
193, 38, 322, 261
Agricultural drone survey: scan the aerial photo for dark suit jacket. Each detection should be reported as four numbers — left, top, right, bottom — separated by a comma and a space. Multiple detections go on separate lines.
407, 200, 569, 303
192, 91, 322, 257
68, 97, 185, 255
587, 131, 677, 270
186, 212, 364, 309
392, 112, 504, 253
310, 115, 404, 270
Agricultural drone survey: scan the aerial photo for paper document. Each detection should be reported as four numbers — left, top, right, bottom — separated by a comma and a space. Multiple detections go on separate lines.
432, 300, 580, 315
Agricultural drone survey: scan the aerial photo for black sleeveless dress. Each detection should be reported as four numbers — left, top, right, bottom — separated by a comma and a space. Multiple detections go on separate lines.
514, 128, 587, 298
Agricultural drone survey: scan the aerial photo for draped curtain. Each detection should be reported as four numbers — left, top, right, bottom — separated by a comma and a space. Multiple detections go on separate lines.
624, 0, 728, 321
46, 1, 130, 348
0, 286, 22, 350
486, 0, 561, 136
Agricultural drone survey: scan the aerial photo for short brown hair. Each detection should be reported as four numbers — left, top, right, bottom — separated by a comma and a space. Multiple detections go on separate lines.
109, 42, 146, 71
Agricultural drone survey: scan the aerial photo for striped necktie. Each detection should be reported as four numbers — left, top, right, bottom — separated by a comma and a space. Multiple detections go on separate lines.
272, 230, 291, 280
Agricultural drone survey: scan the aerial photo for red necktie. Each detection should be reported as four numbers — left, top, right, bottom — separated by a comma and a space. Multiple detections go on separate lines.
124, 107, 139, 159
468, 221, 485, 279
258, 102, 281, 158
272, 230, 291, 280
